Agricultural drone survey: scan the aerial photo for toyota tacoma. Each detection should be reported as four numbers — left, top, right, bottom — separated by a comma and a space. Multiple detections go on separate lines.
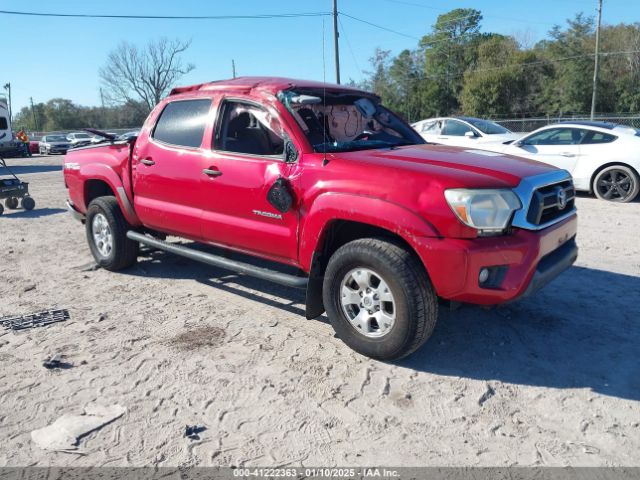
64, 77, 578, 360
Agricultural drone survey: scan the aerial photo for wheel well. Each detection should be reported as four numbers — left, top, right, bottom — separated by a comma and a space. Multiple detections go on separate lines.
85, 180, 115, 207
318, 220, 421, 270
589, 162, 640, 192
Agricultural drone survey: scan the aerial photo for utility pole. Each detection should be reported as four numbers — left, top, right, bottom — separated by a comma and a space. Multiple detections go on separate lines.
590, 0, 603, 121
232, 59, 237, 79
333, 0, 340, 84
30, 97, 38, 131
3, 82, 11, 122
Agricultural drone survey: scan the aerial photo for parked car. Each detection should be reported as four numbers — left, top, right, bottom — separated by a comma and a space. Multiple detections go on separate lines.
63, 77, 577, 360
67, 132, 94, 148
412, 116, 522, 147
492, 122, 640, 203
29, 140, 40, 154
39, 135, 71, 155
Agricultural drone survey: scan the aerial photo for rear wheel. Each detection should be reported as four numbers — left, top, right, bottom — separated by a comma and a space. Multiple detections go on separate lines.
5, 197, 19, 209
323, 238, 438, 360
86, 196, 138, 271
593, 165, 640, 203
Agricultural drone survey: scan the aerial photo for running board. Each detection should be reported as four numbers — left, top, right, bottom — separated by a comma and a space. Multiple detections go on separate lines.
126, 231, 308, 289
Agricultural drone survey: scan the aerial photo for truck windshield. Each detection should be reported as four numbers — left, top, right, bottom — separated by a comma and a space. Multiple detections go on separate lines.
279, 90, 424, 153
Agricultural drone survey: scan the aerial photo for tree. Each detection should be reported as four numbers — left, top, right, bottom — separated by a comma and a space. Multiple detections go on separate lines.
419, 9, 484, 113
539, 14, 596, 115
100, 38, 195, 114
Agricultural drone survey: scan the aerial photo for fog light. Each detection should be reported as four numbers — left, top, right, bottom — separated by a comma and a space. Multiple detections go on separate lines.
479, 268, 490, 284
478, 265, 509, 289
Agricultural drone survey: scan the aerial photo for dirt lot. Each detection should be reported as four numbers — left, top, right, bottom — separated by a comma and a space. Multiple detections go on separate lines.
0, 154, 638, 467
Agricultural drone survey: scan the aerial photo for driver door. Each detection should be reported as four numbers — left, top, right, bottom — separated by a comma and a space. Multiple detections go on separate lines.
200, 99, 299, 263
437, 119, 478, 147
506, 127, 583, 173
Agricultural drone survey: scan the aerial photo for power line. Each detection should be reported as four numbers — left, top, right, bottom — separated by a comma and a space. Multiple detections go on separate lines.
339, 12, 421, 40
338, 16, 363, 75
0, 9, 330, 20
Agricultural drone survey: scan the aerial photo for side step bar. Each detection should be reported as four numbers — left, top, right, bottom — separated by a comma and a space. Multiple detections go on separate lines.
126, 231, 308, 289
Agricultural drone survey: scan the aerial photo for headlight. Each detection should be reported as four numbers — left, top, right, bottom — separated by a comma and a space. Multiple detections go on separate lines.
444, 189, 522, 234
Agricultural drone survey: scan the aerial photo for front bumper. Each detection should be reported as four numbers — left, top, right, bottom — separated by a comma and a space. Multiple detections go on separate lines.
415, 213, 578, 305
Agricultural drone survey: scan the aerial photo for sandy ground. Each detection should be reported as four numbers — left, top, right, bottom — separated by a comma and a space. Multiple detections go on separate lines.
0, 154, 638, 467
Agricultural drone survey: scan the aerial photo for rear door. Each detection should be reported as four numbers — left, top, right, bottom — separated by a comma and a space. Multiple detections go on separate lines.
132, 97, 213, 239
200, 98, 299, 262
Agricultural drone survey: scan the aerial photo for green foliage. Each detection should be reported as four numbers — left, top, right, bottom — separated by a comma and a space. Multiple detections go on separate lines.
12, 99, 149, 132
361, 10, 640, 120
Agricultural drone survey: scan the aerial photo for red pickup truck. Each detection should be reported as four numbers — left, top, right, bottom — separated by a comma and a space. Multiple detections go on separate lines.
64, 77, 578, 360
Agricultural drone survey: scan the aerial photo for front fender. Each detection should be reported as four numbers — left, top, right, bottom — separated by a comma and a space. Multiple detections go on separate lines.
298, 192, 440, 271
78, 163, 141, 226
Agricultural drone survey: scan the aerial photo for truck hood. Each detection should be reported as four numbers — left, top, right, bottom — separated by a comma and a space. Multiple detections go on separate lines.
336, 144, 557, 188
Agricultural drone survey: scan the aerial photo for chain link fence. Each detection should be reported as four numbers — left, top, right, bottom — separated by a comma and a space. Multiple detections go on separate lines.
492, 115, 640, 133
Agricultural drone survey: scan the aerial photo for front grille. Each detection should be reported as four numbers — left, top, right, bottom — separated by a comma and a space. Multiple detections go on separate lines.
526, 180, 575, 226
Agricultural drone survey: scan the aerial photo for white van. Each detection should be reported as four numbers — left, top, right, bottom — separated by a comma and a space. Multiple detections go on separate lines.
0, 97, 18, 156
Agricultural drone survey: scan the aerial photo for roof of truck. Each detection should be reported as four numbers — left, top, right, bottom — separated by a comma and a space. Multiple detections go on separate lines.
169, 76, 371, 97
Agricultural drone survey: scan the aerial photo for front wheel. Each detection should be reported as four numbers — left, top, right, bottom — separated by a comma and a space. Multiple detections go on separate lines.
323, 238, 438, 360
86, 196, 138, 271
593, 165, 640, 203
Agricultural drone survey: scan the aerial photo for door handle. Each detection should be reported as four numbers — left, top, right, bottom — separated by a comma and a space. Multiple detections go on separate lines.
560, 152, 576, 157
203, 168, 222, 177
140, 158, 155, 166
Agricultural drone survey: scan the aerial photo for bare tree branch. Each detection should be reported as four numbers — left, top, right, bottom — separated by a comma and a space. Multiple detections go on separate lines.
99, 38, 195, 114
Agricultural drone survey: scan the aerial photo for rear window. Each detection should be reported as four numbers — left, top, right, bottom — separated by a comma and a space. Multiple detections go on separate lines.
152, 99, 211, 148
0, 117, 7, 130
582, 131, 617, 144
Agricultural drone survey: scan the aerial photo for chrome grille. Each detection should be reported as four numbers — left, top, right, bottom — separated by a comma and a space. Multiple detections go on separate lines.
526, 180, 576, 226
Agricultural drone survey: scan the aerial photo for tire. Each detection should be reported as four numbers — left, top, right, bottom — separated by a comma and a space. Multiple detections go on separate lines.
5, 197, 19, 209
21, 196, 35, 211
593, 165, 640, 203
0, 203, 3, 215
85, 196, 138, 271
323, 237, 438, 360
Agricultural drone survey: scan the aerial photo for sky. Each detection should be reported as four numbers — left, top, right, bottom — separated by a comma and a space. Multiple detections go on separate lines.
1, 0, 638, 113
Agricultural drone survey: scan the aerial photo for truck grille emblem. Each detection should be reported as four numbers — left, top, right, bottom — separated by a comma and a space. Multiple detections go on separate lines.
557, 188, 567, 210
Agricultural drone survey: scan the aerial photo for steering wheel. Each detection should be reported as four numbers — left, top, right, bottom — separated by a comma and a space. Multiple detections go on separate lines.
353, 130, 375, 141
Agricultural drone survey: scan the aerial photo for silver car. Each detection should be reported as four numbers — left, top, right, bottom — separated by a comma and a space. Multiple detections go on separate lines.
39, 135, 71, 155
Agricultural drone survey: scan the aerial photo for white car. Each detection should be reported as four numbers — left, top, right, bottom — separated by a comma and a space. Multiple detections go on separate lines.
495, 122, 640, 203
412, 117, 521, 147
66, 132, 94, 147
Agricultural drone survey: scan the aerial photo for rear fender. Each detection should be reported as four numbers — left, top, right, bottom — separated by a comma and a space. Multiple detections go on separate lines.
79, 163, 141, 226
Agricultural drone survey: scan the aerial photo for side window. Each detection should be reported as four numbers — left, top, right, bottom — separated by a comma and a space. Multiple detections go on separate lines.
582, 131, 617, 144
421, 121, 437, 133
215, 101, 285, 156
442, 120, 474, 136
0, 117, 7, 130
523, 128, 586, 146
152, 99, 211, 148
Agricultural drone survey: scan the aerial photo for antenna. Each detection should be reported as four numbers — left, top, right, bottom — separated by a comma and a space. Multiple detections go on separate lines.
322, 16, 329, 166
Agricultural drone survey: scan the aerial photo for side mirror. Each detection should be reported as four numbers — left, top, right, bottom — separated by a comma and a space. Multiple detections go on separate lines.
284, 140, 298, 163
464, 131, 476, 138
513, 140, 524, 148
267, 178, 293, 213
